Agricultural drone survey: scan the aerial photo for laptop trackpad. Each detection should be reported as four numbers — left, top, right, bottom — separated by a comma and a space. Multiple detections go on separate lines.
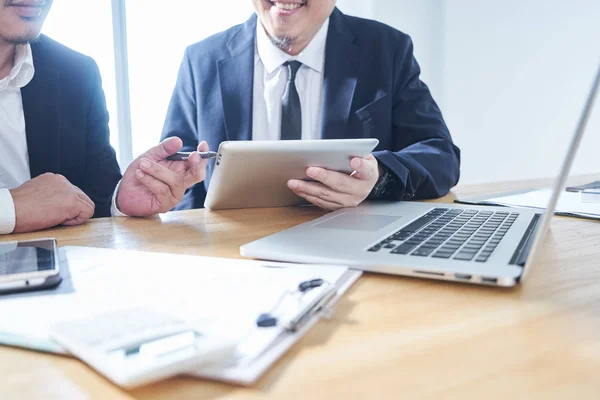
313, 213, 400, 232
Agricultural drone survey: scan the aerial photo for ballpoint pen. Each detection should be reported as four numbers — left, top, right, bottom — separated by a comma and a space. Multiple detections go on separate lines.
167, 151, 219, 161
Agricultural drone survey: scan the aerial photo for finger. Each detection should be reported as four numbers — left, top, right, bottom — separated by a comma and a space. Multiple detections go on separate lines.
63, 196, 95, 226
143, 137, 183, 161
66, 182, 94, 210
135, 169, 175, 204
182, 151, 208, 188
293, 190, 342, 211
350, 155, 379, 181
75, 195, 95, 219
62, 217, 89, 226
75, 190, 95, 211
138, 158, 183, 196
196, 141, 209, 152
287, 180, 347, 206
306, 167, 354, 193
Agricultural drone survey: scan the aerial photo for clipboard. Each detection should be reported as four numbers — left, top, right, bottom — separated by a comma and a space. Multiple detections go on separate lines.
0, 246, 360, 385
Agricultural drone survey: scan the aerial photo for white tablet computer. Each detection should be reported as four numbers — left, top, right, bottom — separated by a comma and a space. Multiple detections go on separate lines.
204, 139, 379, 210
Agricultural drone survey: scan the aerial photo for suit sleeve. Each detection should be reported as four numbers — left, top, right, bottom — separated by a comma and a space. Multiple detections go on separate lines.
373, 36, 461, 200
79, 59, 123, 218
160, 48, 199, 151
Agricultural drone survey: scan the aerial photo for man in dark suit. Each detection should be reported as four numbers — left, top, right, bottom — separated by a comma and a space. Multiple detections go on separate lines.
0, 0, 210, 234
161, 1, 461, 211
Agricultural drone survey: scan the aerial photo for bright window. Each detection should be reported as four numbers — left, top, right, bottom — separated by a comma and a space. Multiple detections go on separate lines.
42, 0, 119, 159
126, 1, 255, 157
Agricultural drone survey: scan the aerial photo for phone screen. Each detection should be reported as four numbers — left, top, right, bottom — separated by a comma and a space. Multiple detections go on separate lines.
0, 240, 57, 276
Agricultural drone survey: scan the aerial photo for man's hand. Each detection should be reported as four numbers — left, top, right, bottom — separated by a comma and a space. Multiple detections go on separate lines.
9, 173, 96, 233
287, 155, 380, 211
117, 137, 209, 216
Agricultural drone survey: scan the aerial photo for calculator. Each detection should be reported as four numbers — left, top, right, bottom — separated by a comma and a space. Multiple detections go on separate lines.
49, 308, 235, 388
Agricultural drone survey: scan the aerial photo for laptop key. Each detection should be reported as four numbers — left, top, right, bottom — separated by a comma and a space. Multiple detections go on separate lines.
398, 215, 437, 234
391, 243, 418, 255
412, 248, 435, 257
432, 252, 453, 259
454, 252, 476, 261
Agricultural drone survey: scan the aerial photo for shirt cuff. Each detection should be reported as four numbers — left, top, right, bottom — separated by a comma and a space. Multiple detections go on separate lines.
110, 180, 128, 217
0, 189, 16, 234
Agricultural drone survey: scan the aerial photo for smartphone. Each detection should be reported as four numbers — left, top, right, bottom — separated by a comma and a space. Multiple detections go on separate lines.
0, 238, 62, 295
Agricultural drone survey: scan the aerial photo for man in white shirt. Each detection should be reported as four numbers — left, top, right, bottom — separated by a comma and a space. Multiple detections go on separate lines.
0, 0, 211, 234
161, 1, 461, 210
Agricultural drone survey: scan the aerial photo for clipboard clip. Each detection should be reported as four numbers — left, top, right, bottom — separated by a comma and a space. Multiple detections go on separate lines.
256, 279, 337, 332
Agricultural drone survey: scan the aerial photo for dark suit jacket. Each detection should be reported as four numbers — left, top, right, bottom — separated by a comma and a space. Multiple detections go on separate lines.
22, 35, 122, 217
161, 8, 461, 210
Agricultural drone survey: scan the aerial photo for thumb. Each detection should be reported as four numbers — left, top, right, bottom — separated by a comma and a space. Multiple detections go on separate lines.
350, 155, 379, 181
144, 137, 183, 161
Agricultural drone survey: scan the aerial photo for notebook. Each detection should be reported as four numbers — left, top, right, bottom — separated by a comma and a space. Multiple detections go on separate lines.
0, 246, 360, 385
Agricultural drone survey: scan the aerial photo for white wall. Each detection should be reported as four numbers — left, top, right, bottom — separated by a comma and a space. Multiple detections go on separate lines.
336, 0, 444, 101
339, 0, 600, 184
441, 0, 600, 184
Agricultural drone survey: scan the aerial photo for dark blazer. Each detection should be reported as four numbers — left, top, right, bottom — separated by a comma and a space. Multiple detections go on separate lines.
161, 8, 461, 210
22, 35, 122, 217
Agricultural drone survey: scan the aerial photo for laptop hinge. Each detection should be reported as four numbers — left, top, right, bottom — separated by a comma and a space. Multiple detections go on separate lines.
509, 213, 542, 267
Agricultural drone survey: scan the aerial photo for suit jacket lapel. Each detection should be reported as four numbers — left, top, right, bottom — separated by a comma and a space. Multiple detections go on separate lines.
218, 15, 256, 142
321, 8, 361, 139
21, 40, 60, 178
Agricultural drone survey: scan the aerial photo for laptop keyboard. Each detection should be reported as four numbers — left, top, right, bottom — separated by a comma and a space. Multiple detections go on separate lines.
367, 208, 519, 262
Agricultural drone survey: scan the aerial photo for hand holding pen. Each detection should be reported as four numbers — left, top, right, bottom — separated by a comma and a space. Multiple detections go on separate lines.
117, 138, 212, 216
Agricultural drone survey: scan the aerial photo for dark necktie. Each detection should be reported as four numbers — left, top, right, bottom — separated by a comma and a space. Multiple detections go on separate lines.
280, 61, 302, 140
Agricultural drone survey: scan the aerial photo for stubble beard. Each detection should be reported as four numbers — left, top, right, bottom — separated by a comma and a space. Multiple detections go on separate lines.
269, 34, 295, 52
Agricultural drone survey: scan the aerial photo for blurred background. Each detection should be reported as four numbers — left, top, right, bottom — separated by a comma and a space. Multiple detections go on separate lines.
42, 0, 600, 184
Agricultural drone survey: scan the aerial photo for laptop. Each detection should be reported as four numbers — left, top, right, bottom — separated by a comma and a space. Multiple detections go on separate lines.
240, 63, 600, 287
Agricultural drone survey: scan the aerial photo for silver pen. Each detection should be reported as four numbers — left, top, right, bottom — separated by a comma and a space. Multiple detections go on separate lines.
166, 151, 218, 161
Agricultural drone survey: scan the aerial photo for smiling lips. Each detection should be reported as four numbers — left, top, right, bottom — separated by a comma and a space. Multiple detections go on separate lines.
269, 1, 305, 14
274, 2, 303, 10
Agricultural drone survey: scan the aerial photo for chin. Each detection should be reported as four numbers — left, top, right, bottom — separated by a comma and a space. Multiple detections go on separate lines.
2, 30, 42, 45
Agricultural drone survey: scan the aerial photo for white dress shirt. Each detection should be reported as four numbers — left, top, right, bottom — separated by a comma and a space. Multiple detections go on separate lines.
0, 45, 34, 235
252, 18, 329, 141
0, 45, 124, 235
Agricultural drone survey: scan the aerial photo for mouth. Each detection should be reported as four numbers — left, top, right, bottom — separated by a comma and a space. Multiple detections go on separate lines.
266, 0, 306, 15
8, 1, 47, 18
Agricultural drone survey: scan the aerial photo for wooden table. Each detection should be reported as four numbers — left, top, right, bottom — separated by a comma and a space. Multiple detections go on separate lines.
1, 177, 599, 400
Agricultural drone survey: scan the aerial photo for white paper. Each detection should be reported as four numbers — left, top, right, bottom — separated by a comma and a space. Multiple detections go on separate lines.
484, 188, 600, 218
0, 246, 360, 384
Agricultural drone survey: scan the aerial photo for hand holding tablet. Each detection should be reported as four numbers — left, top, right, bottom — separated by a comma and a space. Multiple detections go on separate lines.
204, 139, 379, 210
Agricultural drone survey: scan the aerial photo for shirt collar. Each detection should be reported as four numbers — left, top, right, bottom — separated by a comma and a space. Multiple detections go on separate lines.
0, 44, 35, 92
255, 18, 329, 74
